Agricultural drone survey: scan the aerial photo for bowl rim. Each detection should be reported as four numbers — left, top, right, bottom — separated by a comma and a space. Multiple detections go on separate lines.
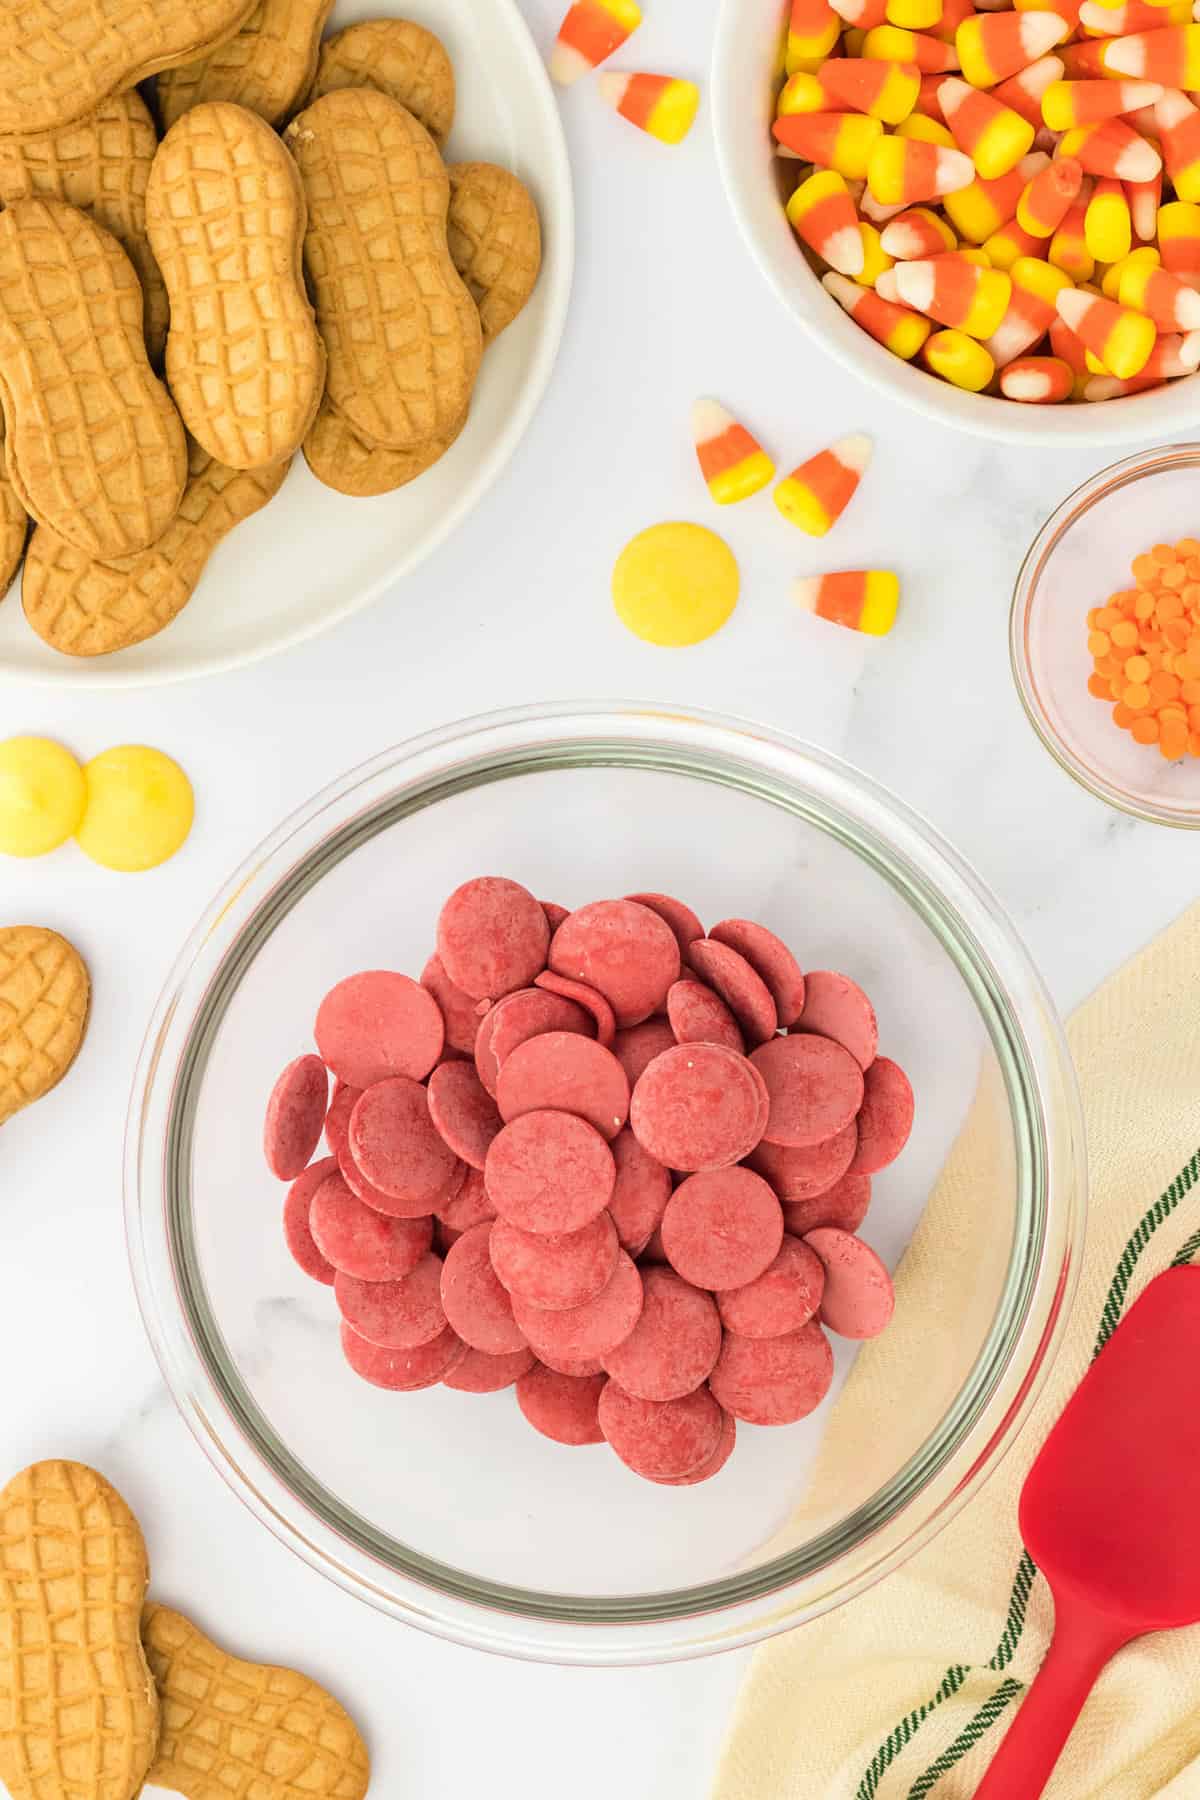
1010, 441, 1200, 829
709, 0, 1200, 448
124, 700, 1086, 1664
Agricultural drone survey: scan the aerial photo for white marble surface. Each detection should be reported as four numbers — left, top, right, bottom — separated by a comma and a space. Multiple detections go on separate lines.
2, 0, 1199, 1794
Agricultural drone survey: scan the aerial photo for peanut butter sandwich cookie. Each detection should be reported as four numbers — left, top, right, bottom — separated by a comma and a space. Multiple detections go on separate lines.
143, 1605, 369, 1800
0, 425, 29, 600
0, 199, 187, 559
148, 103, 324, 470
0, 0, 258, 137
0, 93, 169, 362
303, 399, 466, 497
308, 19, 456, 146
0, 1461, 157, 1798
157, 0, 336, 132
0, 927, 89, 1123
24, 438, 290, 657
447, 162, 542, 344
285, 87, 481, 452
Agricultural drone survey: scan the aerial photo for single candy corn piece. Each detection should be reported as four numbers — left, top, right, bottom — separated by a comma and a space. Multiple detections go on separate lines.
896, 110, 957, 145
1058, 118, 1162, 181
1058, 39, 1113, 74
775, 433, 872, 535
1158, 198, 1200, 278
866, 133, 975, 200
914, 72, 948, 118
823, 269, 935, 355
999, 352, 1076, 396
773, 113, 884, 178
1101, 242, 1160, 295
691, 401, 775, 505
930, 0, 973, 44
1049, 310, 1092, 372
597, 72, 700, 143
1021, 0, 1083, 34
1082, 371, 1162, 394
881, 204, 959, 254
956, 11, 1069, 86
1056, 283, 1157, 374
887, 0, 943, 29
550, 0, 641, 83
777, 71, 829, 115
1050, 200, 1096, 279
946, 150, 1046, 239
820, 56, 923, 119
787, 169, 868, 275
923, 325, 997, 384
787, 0, 842, 71
1086, 176, 1134, 259
862, 24, 961, 68
994, 55, 1066, 126
1081, 0, 1192, 32
1140, 327, 1200, 369
1119, 256, 1200, 323
857, 221, 896, 282
831, 0, 890, 27
984, 217, 1044, 264
1018, 155, 1084, 233
794, 570, 899, 635
983, 253, 1074, 359
1154, 89, 1200, 200
939, 77, 1037, 177
891, 251, 1013, 332
1041, 77, 1163, 128
1127, 170, 1163, 240
1104, 22, 1200, 80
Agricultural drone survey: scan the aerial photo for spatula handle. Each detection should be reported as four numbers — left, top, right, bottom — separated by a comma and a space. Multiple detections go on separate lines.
973, 1605, 1130, 1800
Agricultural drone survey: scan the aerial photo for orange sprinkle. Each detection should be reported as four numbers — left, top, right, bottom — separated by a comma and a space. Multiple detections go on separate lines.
1124, 682, 1151, 710
1178, 538, 1200, 559
1131, 715, 1159, 745
1135, 592, 1156, 621
1097, 605, 1123, 629
1162, 563, 1187, 589
1164, 619, 1191, 650
1087, 671, 1110, 699
1125, 655, 1151, 683
1187, 558, 1200, 581
1110, 620, 1139, 649
1132, 553, 1158, 584
1190, 731, 1200, 756
1149, 670, 1181, 704
1182, 678, 1200, 704
1088, 629, 1110, 656
1152, 544, 1177, 566
1097, 655, 1122, 678
1160, 717, 1188, 759
1190, 703, 1200, 729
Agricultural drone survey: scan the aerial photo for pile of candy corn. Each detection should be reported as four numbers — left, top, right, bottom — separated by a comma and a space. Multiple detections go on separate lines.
773, 0, 1200, 402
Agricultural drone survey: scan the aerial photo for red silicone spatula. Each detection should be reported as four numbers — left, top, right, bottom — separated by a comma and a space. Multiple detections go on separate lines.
974, 1264, 1200, 1798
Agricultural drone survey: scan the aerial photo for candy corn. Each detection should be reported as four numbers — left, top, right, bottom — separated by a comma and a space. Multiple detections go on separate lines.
1086, 175, 1134, 257
597, 73, 700, 142
1041, 77, 1163, 127
787, 0, 842, 71
1079, 0, 1192, 33
830, 0, 890, 29
939, 76, 1037, 173
1155, 89, 1200, 200
923, 325, 997, 382
1104, 23, 1200, 81
984, 253, 1074, 358
1017, 154, 1084, 232
931, 0, 974, 43
1050, 198, 1096, 278
888, 251, 1014, 330
823, 269, 935, 354
984, 216, 1045, 261
857, 220, 897, 280
787, 169, 868, 275
994, 55, 1066, 125
897, 110, 958, 143
774, 433, 873, 534
1127, 170, 1164, 238
956, 10, 1069, 84
1056, 283, 1157, 372
1049, 311, 1093, 380
999, 352, 1076, 395
867, 134, 975, 199
1058, 39, 1114, 73
1118, 253, 1200, 319
549, 0, 640, 84
793, 570, 900, 635
1101, 242, 1160, 293
888, 0, 944, 30
881, 204, 960, 252
943, 150, 1045, 237
821, 56, 924, 117
1057, 117, 1162, 179
1158, 197, 1200, 277
862, 24, 962, 67
773, 112, 884, 177
691, 400, 775, 505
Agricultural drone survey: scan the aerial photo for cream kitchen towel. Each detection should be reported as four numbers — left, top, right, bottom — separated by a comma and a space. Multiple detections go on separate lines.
714, 902, 1200, 1800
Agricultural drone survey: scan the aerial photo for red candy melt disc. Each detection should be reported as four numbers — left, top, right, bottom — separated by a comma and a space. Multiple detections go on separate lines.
534, 969, 617, 1046
804, 1227, 896, 1339
629, 1041, 764, 1172
624, 891, 704, 955
708, 1320, 834, 1426
427, 1059, 503, 1170
440, 1221, 528, 1355
309, 1171, 433, 1281
793, 970, 879, 1071
334, 1254, 447, 1348
489, 1210, 619, 1311
549, 898, 681, 1027
341, 1320, 467, 1391
485, 1110, 616, 1235
436, 876, 550, 1001
666, 977, 743, 1053
348, 1076, 464, 1212
747, 1121, 857, 1203
611, 1017, 675, 1088
850, 1056, 914, 1174
511, 1251, 644, 1363
601, 1266, 722, 1401
686, 938, 777, 1046
598, 1380, 724, 1480
781, 1170, 872, 1238
661, 1167, 783, 1291
716, 1236, 826, 1339
495, 1032, 630, 1140
442, 1343, 536, 1393
282, 1157, 338, 1285
264, 1053, 329, 1179
516, 1364, 607, 1445
315, 970, 445, 1087
606, 1127, 672, 1256
749, 1034, 864, 1149
474, 988, 592, 1097
709, 917, 806, 1027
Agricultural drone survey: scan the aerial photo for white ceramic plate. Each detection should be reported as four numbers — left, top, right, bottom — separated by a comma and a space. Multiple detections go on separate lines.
0, 0, 573, 688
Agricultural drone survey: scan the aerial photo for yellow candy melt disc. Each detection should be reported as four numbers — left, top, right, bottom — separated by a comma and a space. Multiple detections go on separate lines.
76, 745, 194, 872
0, 735, 86, 857
612, 522, 739, 647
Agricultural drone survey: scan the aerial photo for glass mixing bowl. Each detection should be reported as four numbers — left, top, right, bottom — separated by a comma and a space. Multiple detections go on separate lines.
126, 703, 1085, 1664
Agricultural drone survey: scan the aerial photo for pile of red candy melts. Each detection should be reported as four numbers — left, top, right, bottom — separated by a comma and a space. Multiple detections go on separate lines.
263, 877, 915, 1488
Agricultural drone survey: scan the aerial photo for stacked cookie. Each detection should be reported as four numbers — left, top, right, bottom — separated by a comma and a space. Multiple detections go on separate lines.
0, 8, 542, 658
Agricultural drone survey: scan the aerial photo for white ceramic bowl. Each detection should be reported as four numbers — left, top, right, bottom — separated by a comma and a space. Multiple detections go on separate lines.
0, 0, 573, 689
711, 0, 1200, 446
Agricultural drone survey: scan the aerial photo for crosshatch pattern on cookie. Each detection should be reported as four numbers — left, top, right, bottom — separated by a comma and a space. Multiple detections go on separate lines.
0, 423, 28, 600
302, 398, 464, 496
0, 92, 169, 362
0, 927, 89, 1123
0, 0, 259, 136
308, 19, 456, 146
147, 103, 324, 470
286, 87, 481, 451
447, 162, 542, 344
0, 1460, 157, 1800
143, 1605, 370, 1800
0, 199, 186, 560
157, 0, 336, 131
23, 440, 290, 656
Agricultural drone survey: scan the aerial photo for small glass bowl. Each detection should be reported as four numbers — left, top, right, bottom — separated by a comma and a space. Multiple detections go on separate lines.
125, 703, 1085, 1664
1012, 444, 1200, 829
